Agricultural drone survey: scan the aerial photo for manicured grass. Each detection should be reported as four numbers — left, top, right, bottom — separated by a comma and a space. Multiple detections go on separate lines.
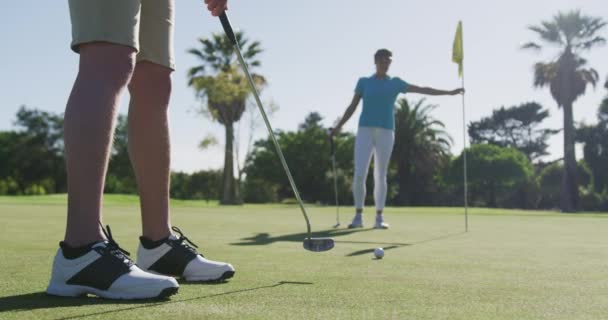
1, 195, 607, 319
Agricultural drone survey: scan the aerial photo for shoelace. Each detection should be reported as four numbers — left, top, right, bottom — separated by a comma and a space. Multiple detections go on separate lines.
100, 223, 134, 266
171, 226, 204, 257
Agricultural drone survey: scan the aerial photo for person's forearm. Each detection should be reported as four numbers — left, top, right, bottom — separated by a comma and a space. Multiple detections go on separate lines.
336, 106, 356, 130
417, 87, 454, 95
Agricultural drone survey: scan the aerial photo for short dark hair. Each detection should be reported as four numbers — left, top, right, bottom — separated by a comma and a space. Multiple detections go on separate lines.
374, 49, 392, 61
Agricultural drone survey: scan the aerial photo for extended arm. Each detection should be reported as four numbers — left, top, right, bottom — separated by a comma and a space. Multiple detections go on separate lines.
407, 84, 464, 96
330, 94, 362, 136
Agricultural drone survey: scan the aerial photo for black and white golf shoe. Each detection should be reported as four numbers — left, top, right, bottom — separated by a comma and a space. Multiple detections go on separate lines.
46, 225, 179, 300
137, 226, 235, 282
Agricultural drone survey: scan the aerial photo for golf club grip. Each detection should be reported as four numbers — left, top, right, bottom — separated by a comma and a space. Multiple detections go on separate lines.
219, 12, 237, 45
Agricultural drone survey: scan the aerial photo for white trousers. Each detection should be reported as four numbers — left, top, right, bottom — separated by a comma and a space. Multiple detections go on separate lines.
353, 126, 394, 212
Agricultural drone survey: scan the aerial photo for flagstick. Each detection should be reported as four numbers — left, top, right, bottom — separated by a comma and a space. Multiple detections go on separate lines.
453, 20, 467, 232
461, 74, 468, 232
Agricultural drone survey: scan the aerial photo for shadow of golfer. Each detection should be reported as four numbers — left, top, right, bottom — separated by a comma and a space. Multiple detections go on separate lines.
230, 228, 372, 246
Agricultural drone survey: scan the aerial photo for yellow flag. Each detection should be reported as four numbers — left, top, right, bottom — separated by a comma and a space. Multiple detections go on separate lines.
452, 21, 464, 77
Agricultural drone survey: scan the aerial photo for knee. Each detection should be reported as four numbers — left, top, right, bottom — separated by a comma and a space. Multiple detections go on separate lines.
353, 175, 366, 187
374, 167, 389, 180
128, 62, 173, 101
78, 43, 136, 89
375, 173, 388, 185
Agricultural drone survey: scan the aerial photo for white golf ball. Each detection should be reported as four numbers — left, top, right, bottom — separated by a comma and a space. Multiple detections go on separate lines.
374, 247, 384, 259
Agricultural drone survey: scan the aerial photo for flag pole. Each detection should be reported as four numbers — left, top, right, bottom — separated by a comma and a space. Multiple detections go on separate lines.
461, 71, 468, 233
452, 20, 468, 232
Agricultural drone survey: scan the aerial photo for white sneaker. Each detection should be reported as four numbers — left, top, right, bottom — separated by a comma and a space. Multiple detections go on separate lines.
137, 227, 235, 282
46, 227, 178, 300
348, 221, 364, 229
347, 215, 364, 229
373, 221, 390, 229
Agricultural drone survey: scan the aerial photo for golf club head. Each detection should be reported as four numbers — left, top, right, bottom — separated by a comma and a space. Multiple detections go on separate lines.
303, 237, 335, 252
332, 223, 340, 228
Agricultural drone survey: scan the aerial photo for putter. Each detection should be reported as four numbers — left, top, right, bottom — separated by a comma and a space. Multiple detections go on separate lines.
328, 129, 340, 228
218, 12, 334, 252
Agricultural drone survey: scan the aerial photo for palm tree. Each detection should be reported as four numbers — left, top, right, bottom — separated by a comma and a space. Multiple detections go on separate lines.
392, 98, 452, 205
188, 32, 264, 204
522, 10, 606, 212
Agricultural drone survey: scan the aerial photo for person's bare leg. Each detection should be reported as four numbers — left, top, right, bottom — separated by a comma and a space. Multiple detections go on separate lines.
130, 65, 236, 280
63, 43, 136, 247
127, 61, 173, 241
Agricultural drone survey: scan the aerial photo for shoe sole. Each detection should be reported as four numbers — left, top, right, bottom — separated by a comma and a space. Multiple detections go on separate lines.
185, 270, 235, 283
373, 224, 390, 229
156, 286, 179, 299
46, 284, 179, 300
347, 225, 363, 229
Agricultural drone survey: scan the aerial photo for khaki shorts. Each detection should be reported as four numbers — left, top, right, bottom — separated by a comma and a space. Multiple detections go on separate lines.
68, 0, 175, 69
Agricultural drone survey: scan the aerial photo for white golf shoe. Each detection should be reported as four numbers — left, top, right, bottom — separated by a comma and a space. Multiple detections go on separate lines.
347, 215, 364, 229
46, 226, 178, 300
137, 227, 235, 282
373, 221, 390, 229
374, 216, 390, 229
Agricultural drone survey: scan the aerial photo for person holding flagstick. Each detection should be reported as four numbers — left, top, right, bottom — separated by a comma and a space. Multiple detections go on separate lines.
330, 49, 464, 229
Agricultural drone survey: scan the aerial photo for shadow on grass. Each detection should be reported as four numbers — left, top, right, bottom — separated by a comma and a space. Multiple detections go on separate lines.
409, 231, 467, 245
231, 228, 372, 246
232, 228, 467, 258
346, 245, 402, 257
0, 281, 312, 319
342, 231, 467, 257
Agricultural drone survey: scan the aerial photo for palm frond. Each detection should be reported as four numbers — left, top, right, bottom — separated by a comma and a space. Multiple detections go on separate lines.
554, 11, 581, 44
576, 36, 606, 50
579, 68, 599, 87
526, 11, 606, 52
243, 41, 263, 60
521, 42, 542, 51
533, 62, 557, 88
580, 18, 607, 38
186, 66, 205, 85
187, 48, 205, 60
528, 23, 563, 45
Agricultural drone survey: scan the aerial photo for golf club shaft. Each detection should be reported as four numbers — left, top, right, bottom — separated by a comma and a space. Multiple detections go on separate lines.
331, 154, 339, 224
219, 13, 312, 237
328, 132, 339, 224
461, 75, 468, 232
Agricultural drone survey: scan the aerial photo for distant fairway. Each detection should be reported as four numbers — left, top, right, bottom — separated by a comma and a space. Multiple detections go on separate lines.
1, 195, 607, 320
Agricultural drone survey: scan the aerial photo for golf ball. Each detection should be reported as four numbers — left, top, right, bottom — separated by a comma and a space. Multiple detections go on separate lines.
374, 247, 384, 259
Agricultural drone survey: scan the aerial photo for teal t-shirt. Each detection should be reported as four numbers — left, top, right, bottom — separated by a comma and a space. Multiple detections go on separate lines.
355, 75, 409, 130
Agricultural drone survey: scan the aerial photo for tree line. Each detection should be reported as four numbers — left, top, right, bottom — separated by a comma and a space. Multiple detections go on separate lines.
2, 92, 608, 211
0, 107, 221, 201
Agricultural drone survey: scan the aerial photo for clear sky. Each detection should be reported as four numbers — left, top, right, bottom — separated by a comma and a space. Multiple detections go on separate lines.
1, 1, 607, 173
